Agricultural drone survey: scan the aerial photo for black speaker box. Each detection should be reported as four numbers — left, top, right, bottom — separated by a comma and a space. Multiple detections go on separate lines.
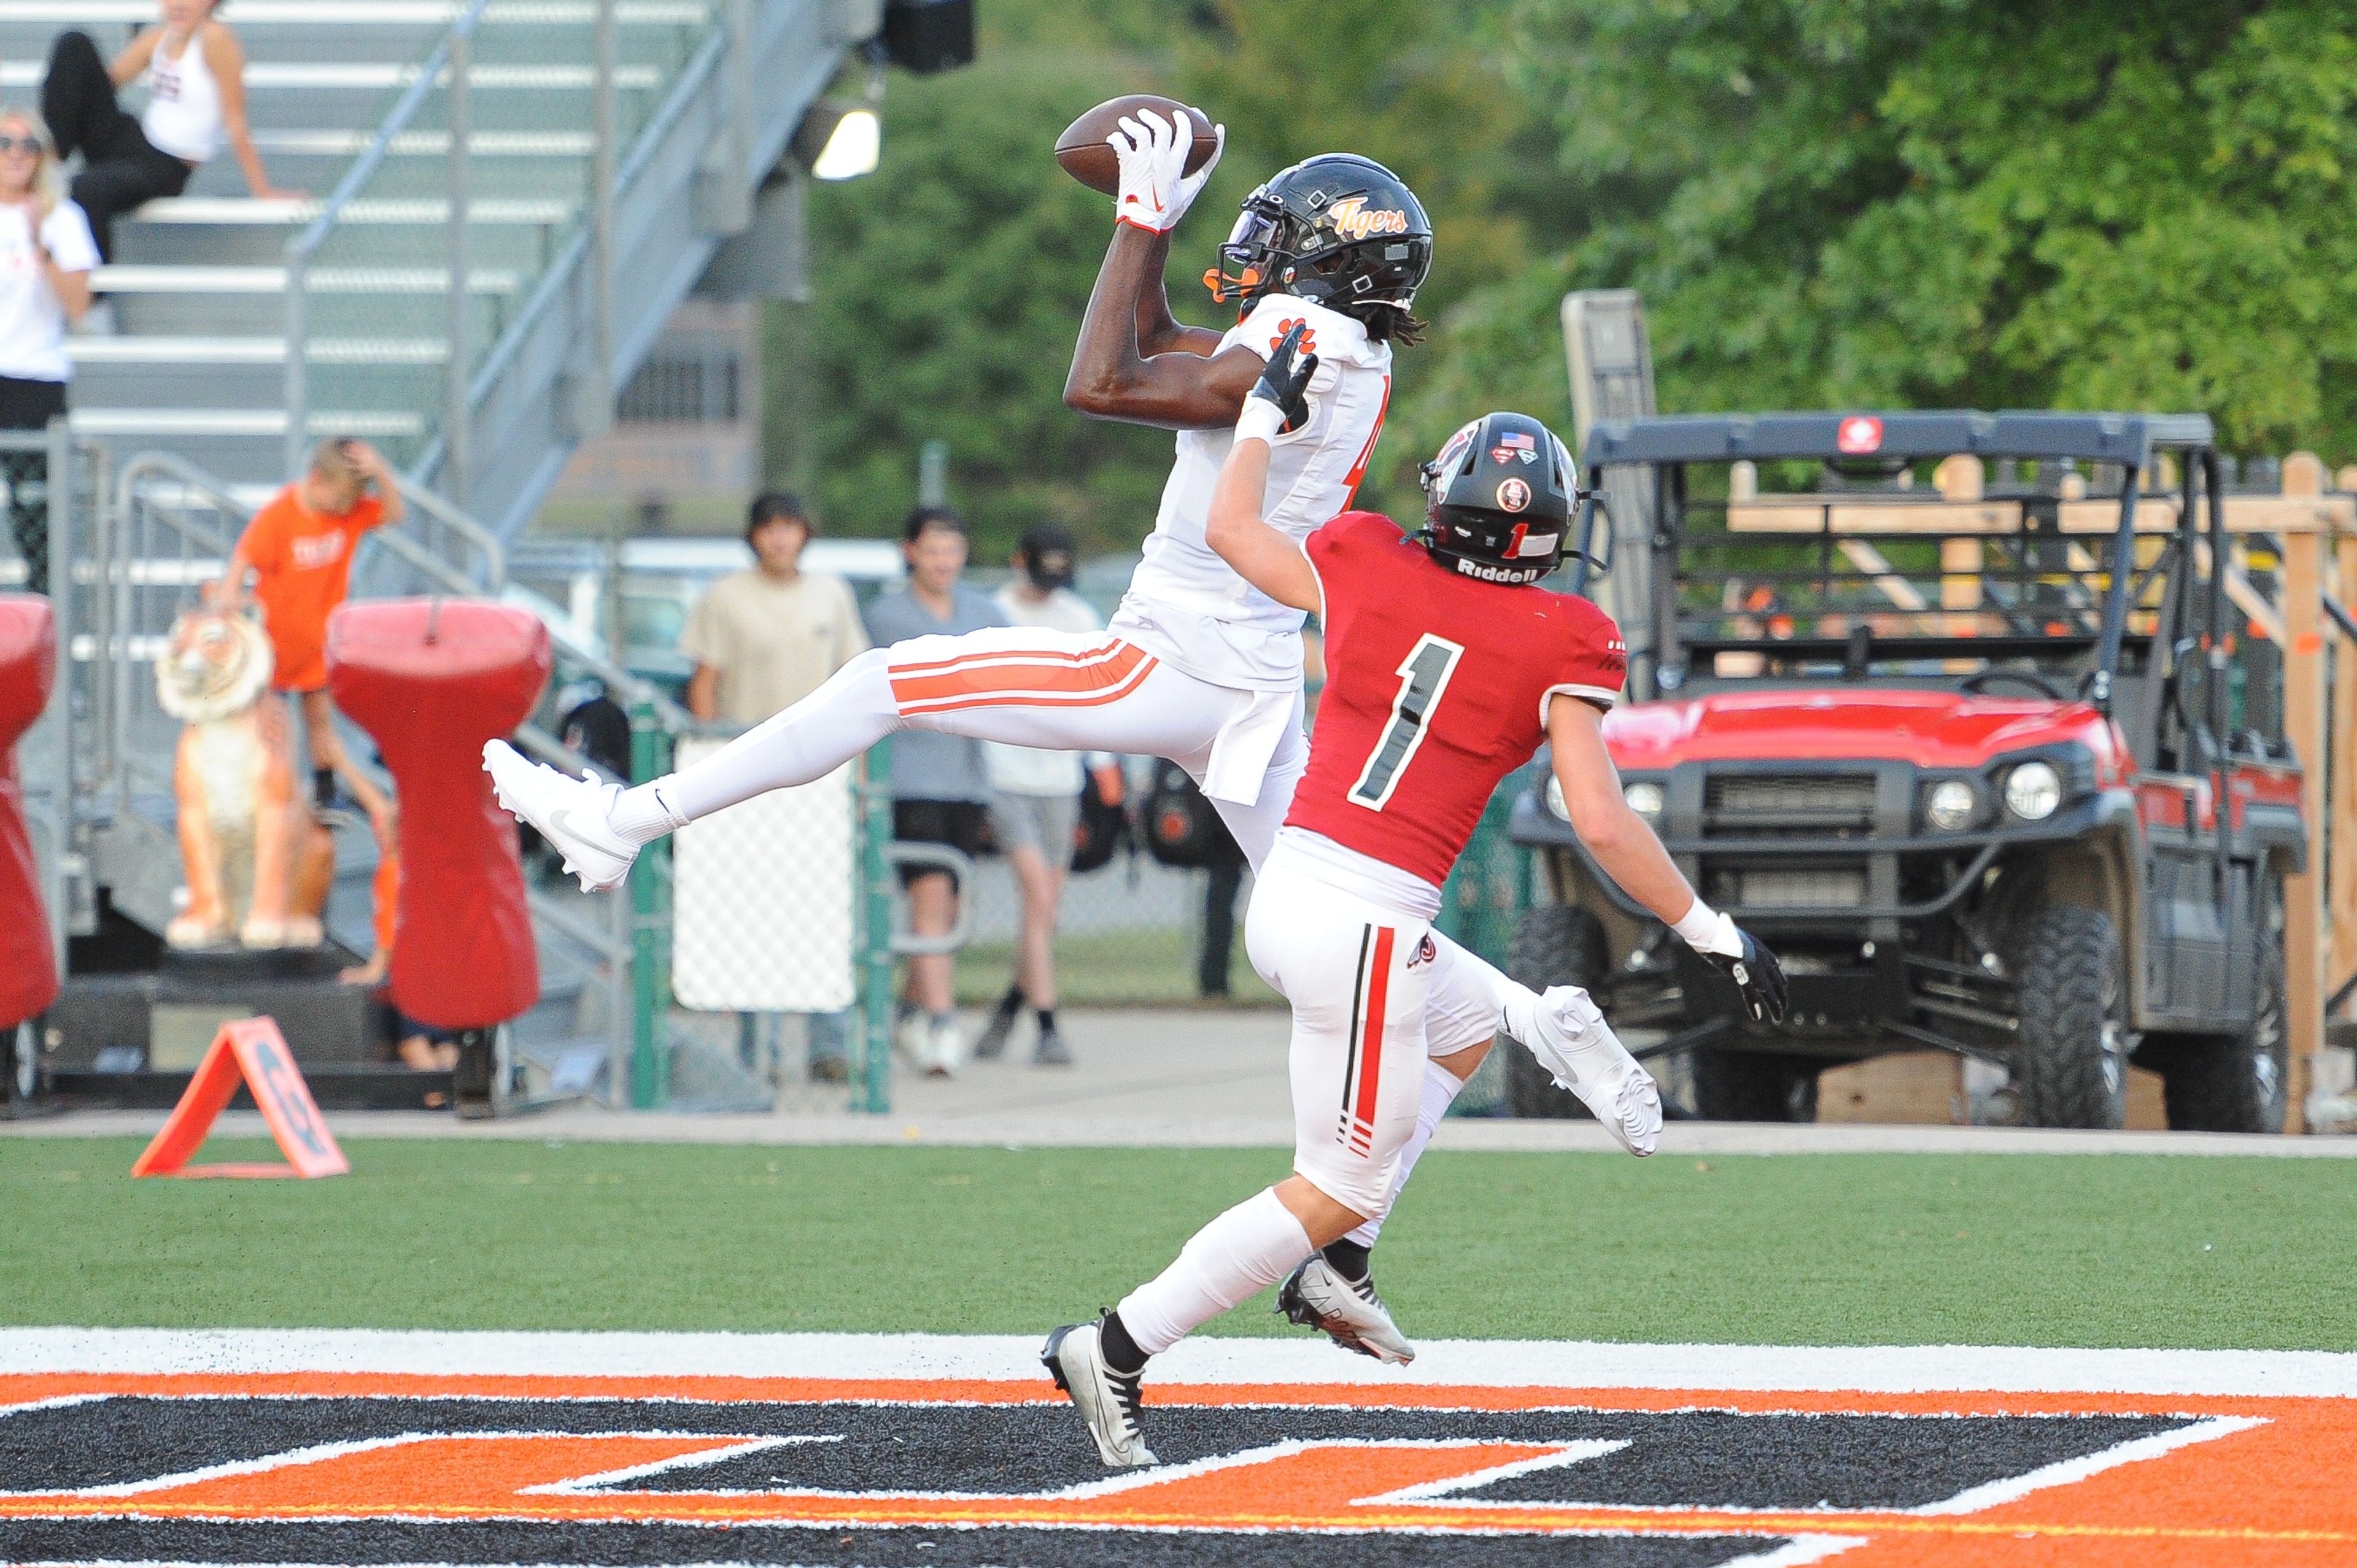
882, 0, 975, 75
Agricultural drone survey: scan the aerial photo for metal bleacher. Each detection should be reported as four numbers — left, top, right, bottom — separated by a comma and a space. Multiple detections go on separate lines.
7, 0, 891, 1102
0, 0, 872, 532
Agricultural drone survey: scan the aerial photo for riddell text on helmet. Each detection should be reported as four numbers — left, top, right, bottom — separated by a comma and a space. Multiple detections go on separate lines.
1452, 556, 1543, 584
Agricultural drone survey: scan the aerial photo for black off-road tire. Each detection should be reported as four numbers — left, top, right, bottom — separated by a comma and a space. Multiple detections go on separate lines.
1691, 1049, 1821, 1122
2157, 930, 2288, 1134
2010, 904, 2129, 1129
1503, 904, 1609, 1119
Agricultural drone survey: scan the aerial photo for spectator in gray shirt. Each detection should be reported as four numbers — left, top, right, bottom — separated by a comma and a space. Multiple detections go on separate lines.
862, 506, 1004, 1077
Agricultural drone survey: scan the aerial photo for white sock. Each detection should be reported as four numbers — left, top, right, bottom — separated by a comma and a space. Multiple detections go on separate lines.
1438, 933, 1543, 1043
609, 781, 686, 845
1344, 1060, 1465, 1248
1116, 1188, 1312, 1356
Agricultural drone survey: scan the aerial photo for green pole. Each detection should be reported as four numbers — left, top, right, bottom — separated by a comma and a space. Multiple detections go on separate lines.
629, 702, 671, 1110
858, 739, 894, 1114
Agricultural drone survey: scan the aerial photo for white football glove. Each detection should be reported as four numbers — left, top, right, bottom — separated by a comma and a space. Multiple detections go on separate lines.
1107, 108, 1224, 234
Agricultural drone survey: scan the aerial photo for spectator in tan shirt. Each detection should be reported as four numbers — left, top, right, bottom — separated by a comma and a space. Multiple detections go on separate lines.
680, 491, 869, 1082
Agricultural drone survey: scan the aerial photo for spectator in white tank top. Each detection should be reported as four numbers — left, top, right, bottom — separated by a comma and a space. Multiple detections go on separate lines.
41, 0, 296, 265
0, 107, 94, 594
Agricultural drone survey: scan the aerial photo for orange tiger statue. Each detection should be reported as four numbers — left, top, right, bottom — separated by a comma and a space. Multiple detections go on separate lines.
155, 607, 335, 950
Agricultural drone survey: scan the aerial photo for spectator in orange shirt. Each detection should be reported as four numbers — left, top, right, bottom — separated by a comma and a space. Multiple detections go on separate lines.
209, 438, 401, 976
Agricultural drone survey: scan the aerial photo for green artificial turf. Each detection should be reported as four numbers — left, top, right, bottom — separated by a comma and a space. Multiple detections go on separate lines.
1, 1137, 2350, 1350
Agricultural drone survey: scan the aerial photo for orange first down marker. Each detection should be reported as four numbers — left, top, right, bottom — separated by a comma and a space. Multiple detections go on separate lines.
130, 1016, 349, 1180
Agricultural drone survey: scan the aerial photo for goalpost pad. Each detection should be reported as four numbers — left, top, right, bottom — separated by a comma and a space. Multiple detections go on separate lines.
327, 600, 551, 1032
131, 1017, 349, 1180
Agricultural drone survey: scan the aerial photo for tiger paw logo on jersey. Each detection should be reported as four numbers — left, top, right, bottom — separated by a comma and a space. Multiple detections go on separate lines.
1601, 635, 1628, 676
1328, 196, 1409, 241
1270, 319, 1318, 356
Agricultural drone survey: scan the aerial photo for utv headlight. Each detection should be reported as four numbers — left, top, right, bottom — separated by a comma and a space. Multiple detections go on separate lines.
2003, 761, 2062, 822
1623, 781, 1665, 822
1925, 779, 1976, 832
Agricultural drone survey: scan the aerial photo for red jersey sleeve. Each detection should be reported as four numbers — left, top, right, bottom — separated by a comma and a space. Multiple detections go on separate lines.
1541, 599, 1628, 720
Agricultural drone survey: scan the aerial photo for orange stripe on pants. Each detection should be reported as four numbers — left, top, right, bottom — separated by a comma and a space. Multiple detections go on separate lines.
890, 641, 1156, 714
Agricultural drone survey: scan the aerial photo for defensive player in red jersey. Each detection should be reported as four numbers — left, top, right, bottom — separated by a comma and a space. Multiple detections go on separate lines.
1043, 328, 1789, 1467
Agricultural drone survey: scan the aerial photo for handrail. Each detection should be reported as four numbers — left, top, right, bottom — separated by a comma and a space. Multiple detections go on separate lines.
501, 577, 695, 735
112, 449, 247, 554
389, 473, 506, 590
284, 0, 494, 476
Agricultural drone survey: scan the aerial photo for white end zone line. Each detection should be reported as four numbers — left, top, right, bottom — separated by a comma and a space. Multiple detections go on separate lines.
1, 1330, 2351, 1398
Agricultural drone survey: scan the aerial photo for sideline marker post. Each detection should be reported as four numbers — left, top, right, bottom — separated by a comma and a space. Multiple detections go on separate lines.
130, 1017, 349, 1180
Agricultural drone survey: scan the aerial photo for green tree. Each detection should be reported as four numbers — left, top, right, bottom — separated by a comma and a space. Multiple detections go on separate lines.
1430, 0, 2357, 462
772, 45, 1178, 558
775, 0, 1576, 551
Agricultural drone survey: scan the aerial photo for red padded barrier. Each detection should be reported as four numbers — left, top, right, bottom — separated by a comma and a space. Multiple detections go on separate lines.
326, 600, 549, 1030
0, 595, 56, 1029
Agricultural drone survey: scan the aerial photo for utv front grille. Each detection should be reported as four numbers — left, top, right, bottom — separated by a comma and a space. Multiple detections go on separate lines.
1709, 867, 1871, 910
1703, 774, 1878, 836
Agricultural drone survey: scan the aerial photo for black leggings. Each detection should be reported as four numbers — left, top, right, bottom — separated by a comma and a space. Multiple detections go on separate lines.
43, 30, 192, 263
0, 376, 68, 595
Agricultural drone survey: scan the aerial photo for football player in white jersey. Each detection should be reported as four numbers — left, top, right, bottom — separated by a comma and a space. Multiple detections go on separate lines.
484, 111, 1628, 1354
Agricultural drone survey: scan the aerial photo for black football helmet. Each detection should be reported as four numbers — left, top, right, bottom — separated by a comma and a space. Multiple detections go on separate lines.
1204, 153, 1433, 321
1417, 412, 1580, 586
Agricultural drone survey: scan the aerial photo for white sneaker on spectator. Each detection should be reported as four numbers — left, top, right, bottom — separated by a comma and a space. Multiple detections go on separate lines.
893, 1010, 931, 1067
919, 1013, 965, 1078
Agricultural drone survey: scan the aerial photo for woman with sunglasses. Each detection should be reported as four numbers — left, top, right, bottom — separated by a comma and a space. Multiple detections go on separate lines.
41, 0, 296, 266
0, 107, 95, 596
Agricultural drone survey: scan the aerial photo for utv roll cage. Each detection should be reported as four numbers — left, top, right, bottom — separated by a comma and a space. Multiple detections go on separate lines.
1574, 411, 2231, 738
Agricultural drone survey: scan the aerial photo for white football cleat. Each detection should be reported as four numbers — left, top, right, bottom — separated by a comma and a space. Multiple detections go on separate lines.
1275, 1254, 1415, 1365
1042, 1320, 1156, 1467
1519, 984, 1662, 1156
1582, 1054, 1663, 1157
481, 740, 639, 893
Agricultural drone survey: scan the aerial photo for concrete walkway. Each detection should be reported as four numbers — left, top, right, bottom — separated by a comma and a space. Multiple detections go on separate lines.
8, 1008, 2353, 1157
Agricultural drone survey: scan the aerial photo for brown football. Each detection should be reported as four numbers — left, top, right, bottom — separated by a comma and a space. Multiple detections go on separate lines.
1055, 95, 1215, 196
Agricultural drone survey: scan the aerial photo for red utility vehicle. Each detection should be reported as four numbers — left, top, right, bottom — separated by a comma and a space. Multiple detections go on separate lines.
1507, 412, 2303, 1130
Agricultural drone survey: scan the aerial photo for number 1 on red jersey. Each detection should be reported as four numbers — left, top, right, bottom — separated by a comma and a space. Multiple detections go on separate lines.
1348, 633, 1465, 811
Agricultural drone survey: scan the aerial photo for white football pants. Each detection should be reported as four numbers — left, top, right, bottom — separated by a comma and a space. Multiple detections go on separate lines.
1245, 851, 1434, 1218
649, 625, 1510, 1057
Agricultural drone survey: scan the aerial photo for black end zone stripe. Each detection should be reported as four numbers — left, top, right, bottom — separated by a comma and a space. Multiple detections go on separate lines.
0, 1519, 1802, 1567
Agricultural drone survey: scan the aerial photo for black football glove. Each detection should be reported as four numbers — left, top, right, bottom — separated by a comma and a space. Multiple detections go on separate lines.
1694, 917, 1790, 1024
1250, 320, 1319, 434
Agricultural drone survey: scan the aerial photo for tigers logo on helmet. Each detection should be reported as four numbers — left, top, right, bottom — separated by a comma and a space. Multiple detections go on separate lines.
1327, 196, 1409, 241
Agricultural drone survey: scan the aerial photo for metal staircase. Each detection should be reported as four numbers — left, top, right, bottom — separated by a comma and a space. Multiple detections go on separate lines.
0, 0, 876, 531
10, 0, 900, 1104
